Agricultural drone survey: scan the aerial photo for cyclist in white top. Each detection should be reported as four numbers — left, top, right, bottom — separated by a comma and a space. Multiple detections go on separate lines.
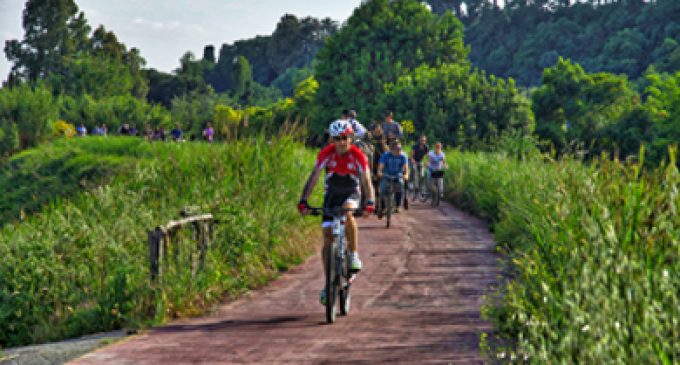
427, 142, 447, 198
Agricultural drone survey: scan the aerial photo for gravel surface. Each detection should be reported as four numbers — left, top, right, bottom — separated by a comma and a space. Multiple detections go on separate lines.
1, 331, 129, 365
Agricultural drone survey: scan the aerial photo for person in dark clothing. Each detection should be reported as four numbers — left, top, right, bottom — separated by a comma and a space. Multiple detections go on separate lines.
119, 123, 131, 135
410, 135, 429, 189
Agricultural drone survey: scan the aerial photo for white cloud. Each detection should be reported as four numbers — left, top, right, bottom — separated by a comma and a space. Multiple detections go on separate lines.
129, 17, 208, 35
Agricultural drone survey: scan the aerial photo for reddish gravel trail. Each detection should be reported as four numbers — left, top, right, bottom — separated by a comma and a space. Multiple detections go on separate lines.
71, 200, 499, 364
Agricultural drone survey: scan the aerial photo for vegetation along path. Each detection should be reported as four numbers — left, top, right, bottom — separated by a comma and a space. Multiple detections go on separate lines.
71, 200, 499, 364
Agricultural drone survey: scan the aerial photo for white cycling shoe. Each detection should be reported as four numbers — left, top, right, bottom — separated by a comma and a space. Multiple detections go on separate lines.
350, 252, 362, 271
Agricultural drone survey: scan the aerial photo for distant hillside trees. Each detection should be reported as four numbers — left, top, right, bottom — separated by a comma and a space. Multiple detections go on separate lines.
145, 14, 337, 107
425, 0, 680, 85
533, 58, 680, 163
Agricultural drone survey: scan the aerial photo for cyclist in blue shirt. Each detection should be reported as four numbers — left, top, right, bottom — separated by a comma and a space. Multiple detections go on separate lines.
377, 140, 409, 213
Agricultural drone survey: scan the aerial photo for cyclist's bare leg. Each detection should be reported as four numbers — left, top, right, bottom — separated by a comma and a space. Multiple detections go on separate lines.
344, 207, 358, 253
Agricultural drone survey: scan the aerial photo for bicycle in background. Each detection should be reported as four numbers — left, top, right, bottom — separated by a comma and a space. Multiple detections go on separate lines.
377, 174, 402, 228
423, 170, 445, 207
409, 161, 427, 203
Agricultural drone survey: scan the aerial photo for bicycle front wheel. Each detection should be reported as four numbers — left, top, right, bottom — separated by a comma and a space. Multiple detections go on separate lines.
409, 177, 418, 201
340, 253, 351, 316
325, 243, 338, 323
385, 192, 393, 228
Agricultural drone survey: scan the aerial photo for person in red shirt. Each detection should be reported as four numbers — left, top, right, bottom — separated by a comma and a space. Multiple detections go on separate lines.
298, 119, 375, 305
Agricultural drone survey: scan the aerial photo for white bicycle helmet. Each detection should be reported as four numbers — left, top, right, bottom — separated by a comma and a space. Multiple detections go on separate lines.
328, 119, 353, 137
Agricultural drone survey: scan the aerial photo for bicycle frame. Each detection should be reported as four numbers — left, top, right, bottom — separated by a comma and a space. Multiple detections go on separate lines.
308, 206, 360, 322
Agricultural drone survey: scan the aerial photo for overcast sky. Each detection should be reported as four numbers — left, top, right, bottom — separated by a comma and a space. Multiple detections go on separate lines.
0, 0, 363, 80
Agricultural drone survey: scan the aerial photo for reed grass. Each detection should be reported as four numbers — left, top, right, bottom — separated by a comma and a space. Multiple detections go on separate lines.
0, 137, 320, 347
446, 147, 679, 363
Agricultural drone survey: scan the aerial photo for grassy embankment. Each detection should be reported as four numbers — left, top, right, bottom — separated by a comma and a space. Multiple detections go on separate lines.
444, 148, 678, 363
0, 137, 321, 347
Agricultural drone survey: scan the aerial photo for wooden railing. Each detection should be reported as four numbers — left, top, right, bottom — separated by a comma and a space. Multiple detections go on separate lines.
147, 207, 216, 286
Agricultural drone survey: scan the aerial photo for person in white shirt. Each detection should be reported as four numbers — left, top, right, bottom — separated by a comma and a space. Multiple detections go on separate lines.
426, 142, 447, 198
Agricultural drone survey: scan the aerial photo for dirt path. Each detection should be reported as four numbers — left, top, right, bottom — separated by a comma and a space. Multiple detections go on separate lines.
70, 200, 499, 364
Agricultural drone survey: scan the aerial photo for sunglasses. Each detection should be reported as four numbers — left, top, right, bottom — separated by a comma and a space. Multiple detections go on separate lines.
333, 135, 350, 141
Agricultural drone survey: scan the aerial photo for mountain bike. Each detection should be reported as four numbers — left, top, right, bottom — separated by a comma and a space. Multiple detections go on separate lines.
377, 174, 402, 228
308, 206, 361, 323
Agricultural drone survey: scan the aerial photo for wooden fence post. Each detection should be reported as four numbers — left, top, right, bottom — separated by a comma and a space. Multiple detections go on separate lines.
148, 212, 214, 285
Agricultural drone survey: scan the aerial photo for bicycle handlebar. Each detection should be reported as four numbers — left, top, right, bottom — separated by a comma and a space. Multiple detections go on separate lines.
306, 206, 364, 217
381, 174, 403, 182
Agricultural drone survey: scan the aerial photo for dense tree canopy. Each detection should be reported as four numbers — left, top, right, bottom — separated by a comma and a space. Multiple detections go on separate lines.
385, 63, 533, 148
207, 14, 337, 93
423, 0, 680, 85
4, 0, 90, 82
532, 58, 636, 153
4, 0, 148, 98
314, 0, 469, 129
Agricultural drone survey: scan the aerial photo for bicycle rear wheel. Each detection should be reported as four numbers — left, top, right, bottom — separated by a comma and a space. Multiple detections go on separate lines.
325, 243, 338, 323
419, 179, 429, 202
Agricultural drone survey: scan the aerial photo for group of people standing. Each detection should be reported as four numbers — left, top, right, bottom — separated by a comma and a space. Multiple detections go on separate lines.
76, 123, 110, 136
72, 122, 217, 143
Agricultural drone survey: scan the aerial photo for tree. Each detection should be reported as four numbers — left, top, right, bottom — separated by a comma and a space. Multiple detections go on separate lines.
384, 63, 533, 148
0, 83, 58, 154
229, 56, 253, 103
4, 0, 91, 82
600, 28, 647, 77
47, 55, 135, 99
271, 66, 314, 96
426, 0, 463, 17
314, 0, 468, 132
641, 70, 680, 161
653, 38, 680, 72
532, 58, 637, 154
203, 45, 216, 63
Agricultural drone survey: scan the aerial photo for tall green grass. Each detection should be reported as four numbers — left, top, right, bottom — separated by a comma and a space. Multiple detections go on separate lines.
0, 137, 320, 347
445, 148, 679, 363
0, 137, 148, 225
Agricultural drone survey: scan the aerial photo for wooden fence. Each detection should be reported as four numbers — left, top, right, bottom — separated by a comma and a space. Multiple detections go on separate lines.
147, 207, 216, 286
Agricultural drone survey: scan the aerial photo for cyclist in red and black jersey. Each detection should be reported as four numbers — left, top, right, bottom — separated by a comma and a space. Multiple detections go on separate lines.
298, 119, 375, 305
